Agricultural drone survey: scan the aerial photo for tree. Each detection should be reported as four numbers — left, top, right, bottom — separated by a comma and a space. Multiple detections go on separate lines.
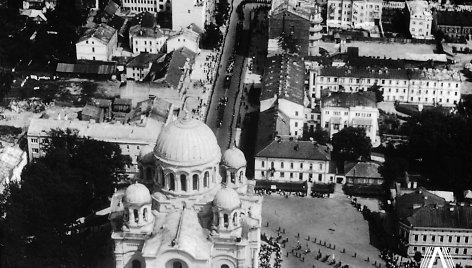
201, 23, 222, 50
0, 129, 129, 267
331, 127, 372, 161
278, 32, 299, 54
302, 126, 330, 145
367, 84, 384, 102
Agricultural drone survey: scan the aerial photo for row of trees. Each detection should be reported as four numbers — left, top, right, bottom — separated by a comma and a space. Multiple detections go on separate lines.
0, 129, 130, 267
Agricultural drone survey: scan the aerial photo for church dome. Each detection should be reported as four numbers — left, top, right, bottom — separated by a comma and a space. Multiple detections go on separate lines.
124, 183, 152, 206
154, 116, 221, 166
213, 187, 241, 211
222, 146, 246, 169
138, 144, 155, 164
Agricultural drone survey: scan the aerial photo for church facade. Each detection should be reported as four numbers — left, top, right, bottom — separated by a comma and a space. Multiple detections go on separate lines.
109, 116, 262, 268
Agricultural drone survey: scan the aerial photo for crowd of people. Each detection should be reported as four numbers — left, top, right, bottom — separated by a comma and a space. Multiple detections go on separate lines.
260, 233, 283, 268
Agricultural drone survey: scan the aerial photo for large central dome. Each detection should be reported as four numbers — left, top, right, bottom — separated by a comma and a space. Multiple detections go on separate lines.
154, 116, 221, 166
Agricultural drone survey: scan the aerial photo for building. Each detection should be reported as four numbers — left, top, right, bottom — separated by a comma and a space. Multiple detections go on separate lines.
406, 0, 433, 39
310, 65, 462, 107
126, 53, 162, 81
166, 26, 201, 54
326, 0, 382, 30
121, 0, 169, 14
310, 4, 323, 56
129, 25, 168, 55
268, 0, 318, 56
344, 161, 383, 185
171, 0, 207, 31
76, 24, 118, 61
435, 11, 472, 40
396, 188, 472, 260
320, 92, 379, 144
26, 98, 173, 174
260, 55, 306, 138
382, 1, 405, 9
110, 116, 262, 268
0, 147, 28, 193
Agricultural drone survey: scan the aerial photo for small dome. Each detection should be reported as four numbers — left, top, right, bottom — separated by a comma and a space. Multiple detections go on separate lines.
154, 116, 221, 166
222, 146, 246, 169
213, 187, 241, 211
124, 183, 152, 206
138, 145, 155, 164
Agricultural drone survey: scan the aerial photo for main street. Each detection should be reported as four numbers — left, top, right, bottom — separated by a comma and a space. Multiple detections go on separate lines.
205, 0, 248, 151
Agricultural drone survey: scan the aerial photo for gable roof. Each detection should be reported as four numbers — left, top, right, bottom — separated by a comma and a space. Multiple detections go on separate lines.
126, 53, 162, 68
82, 104, 102, 119
256, 139, 331, 161
129, 25, 166, 39
77, 23, 116, 45
406, 205, 472, 229
395, 187, 446, 220
344, 161, 382, 178
321, 92, 377, 108
168, 27, 200, 43
261, 54, 305, 106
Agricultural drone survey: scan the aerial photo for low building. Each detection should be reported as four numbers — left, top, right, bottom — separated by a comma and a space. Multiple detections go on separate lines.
129, 25, 168, 55
344, 161, 383, 185
396, 189, 472, 260
125, 53, 161, 81
320, 92, 379, 144
26, 98, 173, 174
121, 0, 169, 13
435, 11, 472, 40
76, 24, 117, 61
406, 0, 433, 39
166, 26, 201, 54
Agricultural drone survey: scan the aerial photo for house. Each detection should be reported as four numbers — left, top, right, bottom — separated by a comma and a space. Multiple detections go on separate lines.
320, 92, 379, 144
396, 188, 472, 260
129, 25, 168, 55
171, 0, 207, 31
76, 23, 118, 61
121, 0, 169, 14
435, 11, 472, 40
405, 0, 433, 39
166, 26, 201, 54
125, 53, 162, 81
344, 161, 383, 185
81, 104, 104, 122
20, 9, 47, 24
260, 54, 306, 138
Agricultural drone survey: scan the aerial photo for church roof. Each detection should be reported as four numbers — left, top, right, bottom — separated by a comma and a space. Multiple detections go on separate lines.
142, 209, 212, 260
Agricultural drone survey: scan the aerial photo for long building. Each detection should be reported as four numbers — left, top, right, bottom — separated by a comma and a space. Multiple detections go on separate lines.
309, 66, 462, 107
326, 0, 382, 30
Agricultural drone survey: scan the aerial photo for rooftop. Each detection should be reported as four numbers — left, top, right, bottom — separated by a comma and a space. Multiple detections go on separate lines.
129, 25, 166, 39
437, 11, 472, 27
406, 205, 472, 229
344, 161, 382, 178
78, 23, 116, 45
104, 0, 120, 16
168, 27, 201, 43
256, 139, 331, 161
320, 66, 408, 80
56, 61, 117, 74
396, 187, 446, 220
126, 53, 162, 68
261, 54, 305, 106
406, 0, 431, 17
271, 0, 314, 20
321, 92, 377, 108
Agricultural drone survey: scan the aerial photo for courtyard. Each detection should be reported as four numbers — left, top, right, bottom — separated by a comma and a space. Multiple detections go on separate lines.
261, 194, 385, 268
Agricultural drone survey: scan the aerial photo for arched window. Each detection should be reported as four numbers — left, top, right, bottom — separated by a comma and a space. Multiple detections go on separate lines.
233, 212, 238, 226
133, 209, 139, 223
213, 167, 217, 183
221, 265, 230, 268
180, 175, 187, 192
204, 171, 209, 188
192, 174, 199, 190
224, 214, 229, 228
143, 207, 148, 221
146, 166, 153, 181
222, 174, 227, 184
160, 169, 165, 185
169, 173, 175, 190
230, 172, 236, 183
239, 171, 243, 183
173, 261, 183, 268
132, 260, 141, 268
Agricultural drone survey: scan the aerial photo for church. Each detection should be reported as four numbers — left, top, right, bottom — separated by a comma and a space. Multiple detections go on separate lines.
109, 115, 262, 268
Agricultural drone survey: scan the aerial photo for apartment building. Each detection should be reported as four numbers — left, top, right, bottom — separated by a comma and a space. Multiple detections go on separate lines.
125, 53, 161, 81
76, 24, 117, 61
327, 0, 382, 29
129, 25, 168, 55
166, 26, 201, 54
320, 92, 379, 144
435, 11, 472, 40
121, 0, 170, 13
309, 66, 462, 107
406, 0, 433, 39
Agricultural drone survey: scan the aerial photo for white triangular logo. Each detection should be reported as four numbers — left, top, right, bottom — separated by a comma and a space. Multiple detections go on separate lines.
420, 247, 455, 268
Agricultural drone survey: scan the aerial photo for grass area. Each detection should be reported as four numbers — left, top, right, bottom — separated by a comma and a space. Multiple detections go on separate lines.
261, 194, 384, 268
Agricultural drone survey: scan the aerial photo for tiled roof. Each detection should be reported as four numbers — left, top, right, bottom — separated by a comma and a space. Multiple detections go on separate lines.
321, 92, 377, 108
395, 187, 446, 220
129, 25, 166, 39
78, 23, 116, 45
406, 205, 472, 229
126, 53, 162, 68
344, 161, 382, 178
261, 54, 305, 106
256, 139, 331, 161
255, 107, 278, 154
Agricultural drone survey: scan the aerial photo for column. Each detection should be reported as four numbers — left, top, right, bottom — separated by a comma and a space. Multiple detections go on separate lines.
129, 208, 134, 224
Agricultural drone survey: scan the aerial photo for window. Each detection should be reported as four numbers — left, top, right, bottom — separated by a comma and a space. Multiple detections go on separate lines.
92, 47, 95, 52
466, 237, 469, 243
281, 162, 284, 168
280, 172, 284, 177
431, 235, 435, 242
271, 162, 274, 168
457, 236, 460, 243
31, 138, 38, 143
221, 265, 230, 268
440, 236, 444, 242
319, 163, 323, 170
449, 236, 452, 243
32, 148, 39, 153
290, 162, 294, 169
300, 163, 303, 168
262, 161, 265, 167
193, 174, 199, 190
169, 173, 175, 190
261, 171, 265, 176
180, 175, 187, 192
133, 209, 139, 223
204, 171, 209, 187
295, 122, 298, 127
295, 111, 299, 116
414, 235, 418, 241
290, 172, 293, 178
